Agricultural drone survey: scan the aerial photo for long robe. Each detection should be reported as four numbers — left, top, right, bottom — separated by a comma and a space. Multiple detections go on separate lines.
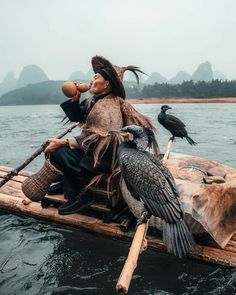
61, 93, 159, 174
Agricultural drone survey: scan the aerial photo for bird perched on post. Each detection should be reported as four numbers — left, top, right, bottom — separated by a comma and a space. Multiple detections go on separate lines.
109, 125, 196, 258
158, 105, 197, 145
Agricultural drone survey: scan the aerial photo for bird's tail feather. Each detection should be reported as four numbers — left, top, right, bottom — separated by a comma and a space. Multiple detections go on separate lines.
163, 219, 196, 258
186, 135, 197, 145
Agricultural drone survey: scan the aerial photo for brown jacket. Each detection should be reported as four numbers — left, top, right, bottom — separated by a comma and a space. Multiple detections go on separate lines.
61, 93, 159, 174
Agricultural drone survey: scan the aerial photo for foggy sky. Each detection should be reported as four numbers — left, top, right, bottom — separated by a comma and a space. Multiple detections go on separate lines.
1, 0, 236, 82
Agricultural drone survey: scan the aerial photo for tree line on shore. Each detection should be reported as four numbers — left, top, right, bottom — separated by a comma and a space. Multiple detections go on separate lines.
0, 79, 236, 105
127, 79, 236, 99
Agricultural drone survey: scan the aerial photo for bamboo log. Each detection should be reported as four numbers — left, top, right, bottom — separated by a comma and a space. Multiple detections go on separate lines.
0, 192, 235, 267
0, 179, 25, 199
0, 192, 129, 237
116, 222, 148, 294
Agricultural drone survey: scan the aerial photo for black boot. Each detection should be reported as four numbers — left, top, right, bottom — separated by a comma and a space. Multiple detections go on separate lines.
47, 181, 64, 195
58, 194, 95, 215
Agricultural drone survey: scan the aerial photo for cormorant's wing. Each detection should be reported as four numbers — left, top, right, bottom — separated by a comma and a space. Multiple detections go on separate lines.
119, 150, 183, 224
124, 178, 141, 201
162, 114, 187, 137
166, 114, 186, 128
145, 152, 180, 198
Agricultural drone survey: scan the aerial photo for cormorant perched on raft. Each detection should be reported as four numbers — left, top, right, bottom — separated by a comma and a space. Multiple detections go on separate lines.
109, 125, 196, 258
158, 105, 197, 145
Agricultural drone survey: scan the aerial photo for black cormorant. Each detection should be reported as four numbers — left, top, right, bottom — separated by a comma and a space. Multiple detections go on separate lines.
110, 125, 196, 258
158, 105, 196, 145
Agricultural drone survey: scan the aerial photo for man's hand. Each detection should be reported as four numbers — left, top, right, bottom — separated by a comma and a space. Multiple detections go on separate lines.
44, 138, 68, 153
72, 83, 81, 102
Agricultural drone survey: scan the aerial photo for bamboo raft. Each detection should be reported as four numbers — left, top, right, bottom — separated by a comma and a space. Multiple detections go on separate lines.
0, 165, 236, 268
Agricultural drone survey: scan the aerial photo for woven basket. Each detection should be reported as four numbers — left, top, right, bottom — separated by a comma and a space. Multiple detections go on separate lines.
22, 160, 62, 202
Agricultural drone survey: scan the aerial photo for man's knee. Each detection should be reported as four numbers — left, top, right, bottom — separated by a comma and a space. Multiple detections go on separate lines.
50, 146, 70, 164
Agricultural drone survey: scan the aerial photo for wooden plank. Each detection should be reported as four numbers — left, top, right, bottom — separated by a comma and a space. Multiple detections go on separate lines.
0, 179, 24, 197
0, 179, 22, 190
90, 203, 110, 213
88, 187, 116, 197
0, 186, 25, 199
0, 193, 128, 239
147, 238, 236, 267
193, 233, 236, 254
45, 194, 65, 203
0, 192, 235, 267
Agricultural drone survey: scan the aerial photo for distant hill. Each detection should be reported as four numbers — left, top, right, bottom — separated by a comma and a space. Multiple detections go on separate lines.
69, 70, 88, 81
0, 61, 232, 104
0, 72, 17, 96
169, 71, 191, 84
0, 79, 142, 105
124, 71, 146, 83
1, 78, 236, 105
86, 68, 94, 80
145, 72, 168, 84
17, 64, 49, 89
69, 68, 94, 81
192, 61, 213, 82
0, 81, 65, 105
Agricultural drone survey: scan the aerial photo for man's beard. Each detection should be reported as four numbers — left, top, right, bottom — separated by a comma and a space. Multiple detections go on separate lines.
89, 86, 106, 95
89, 85, 98, 94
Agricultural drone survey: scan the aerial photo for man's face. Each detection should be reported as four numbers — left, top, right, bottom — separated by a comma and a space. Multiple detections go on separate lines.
89, 73, 110, 95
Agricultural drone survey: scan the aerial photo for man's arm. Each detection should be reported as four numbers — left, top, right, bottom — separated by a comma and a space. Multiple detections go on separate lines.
60, 98, 88, 123
44, 97, 92, 153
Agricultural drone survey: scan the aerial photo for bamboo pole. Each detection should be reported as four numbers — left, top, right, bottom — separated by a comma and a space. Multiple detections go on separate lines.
162, 139, 174, 164
116, 222, 148, 294
0, 122, 81, 188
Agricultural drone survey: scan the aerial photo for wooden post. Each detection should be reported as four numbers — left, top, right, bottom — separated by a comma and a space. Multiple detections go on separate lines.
162, 139, 174, 164
116, 222, 148, 294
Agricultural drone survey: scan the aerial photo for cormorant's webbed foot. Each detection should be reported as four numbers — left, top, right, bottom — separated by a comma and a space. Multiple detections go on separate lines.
169, 136, 175, 141
136, 211, 151, 227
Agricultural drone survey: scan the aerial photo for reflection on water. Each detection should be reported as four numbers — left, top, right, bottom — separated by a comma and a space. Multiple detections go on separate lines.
0, 104, 235, 295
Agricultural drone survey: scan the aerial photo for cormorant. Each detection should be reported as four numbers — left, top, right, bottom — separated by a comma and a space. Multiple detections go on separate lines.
110, 125, 196, 258
158, 105, 197, 145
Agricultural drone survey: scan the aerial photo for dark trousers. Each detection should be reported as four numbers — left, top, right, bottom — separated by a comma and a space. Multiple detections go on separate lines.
50, 147, 95, 198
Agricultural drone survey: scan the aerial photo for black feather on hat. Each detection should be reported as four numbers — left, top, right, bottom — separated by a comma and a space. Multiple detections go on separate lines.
92, 55, 146, 99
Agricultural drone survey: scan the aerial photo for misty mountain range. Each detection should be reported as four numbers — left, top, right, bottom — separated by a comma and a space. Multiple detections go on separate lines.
0, 61, 228, 98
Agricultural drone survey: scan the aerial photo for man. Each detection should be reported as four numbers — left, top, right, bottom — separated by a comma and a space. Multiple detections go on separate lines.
22, 55, 159, 215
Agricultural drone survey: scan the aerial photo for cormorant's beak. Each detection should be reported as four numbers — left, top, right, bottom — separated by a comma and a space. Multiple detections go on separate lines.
107, 130, 134, 141
107, 130, 121, 135
167, 106, 172, 110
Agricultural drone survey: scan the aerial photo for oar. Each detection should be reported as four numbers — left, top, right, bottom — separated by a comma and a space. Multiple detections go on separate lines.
116, 221, 149, 294
0, 122, 81, 188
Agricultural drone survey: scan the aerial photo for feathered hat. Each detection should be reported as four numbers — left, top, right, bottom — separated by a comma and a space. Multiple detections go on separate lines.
91, 55, 145, 99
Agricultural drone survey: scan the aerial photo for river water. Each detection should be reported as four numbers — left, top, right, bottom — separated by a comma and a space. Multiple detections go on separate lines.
0, 103, 235, 295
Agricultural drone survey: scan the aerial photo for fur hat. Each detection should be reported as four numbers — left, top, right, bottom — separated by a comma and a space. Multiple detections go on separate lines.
91, 55, 145, 99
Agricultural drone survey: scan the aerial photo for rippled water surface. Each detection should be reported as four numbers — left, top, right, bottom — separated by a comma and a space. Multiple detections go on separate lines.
0, 103, 235, 295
